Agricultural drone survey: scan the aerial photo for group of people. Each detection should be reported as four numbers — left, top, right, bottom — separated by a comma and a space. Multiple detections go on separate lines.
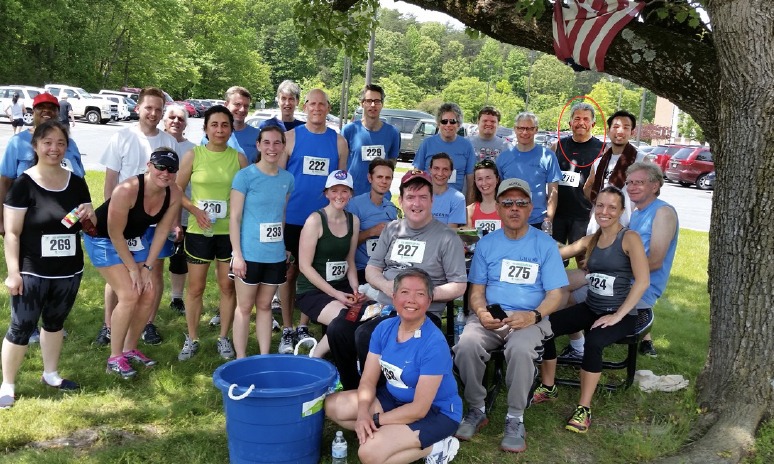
1, 82, 679, 464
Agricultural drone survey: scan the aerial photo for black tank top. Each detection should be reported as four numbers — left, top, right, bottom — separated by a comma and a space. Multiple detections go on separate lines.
585, 227, 635, 315
95, 174, 171, 239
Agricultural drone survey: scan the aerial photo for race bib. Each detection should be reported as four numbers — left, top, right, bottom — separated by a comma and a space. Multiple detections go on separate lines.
302, 156, 329, 176
586, 273, 615, 296
126, 236, 145, 252
259, 222, 283, 243
500, 259, 539, 285
450, 169, 457, 184
559, 170, 581, 187
475, 219, 501, 233
361, 145, 385, 162
389, 239, 426, 264
41, 234, 76, 257
60, 158, 73, 172
366, 238, 379, 257
198, 199, 227, 219
325, 261, 348, 281
379, 359, 409, 389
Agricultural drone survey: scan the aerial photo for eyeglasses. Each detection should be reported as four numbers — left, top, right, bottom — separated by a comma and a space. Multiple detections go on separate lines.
498, 198, 531, 208
624, 180, 646, 187
475, 159, 496, 169
440, 119, 458, 125
362, 99, 382, 105
152, 163, 178, 174
515, 126, 536, 132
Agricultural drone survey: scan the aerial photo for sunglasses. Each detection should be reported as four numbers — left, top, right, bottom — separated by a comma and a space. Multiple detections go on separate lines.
475, 159, 496, 169
498, 198, 531, 208
440, 119, 458, 125
152, 163, 178, 174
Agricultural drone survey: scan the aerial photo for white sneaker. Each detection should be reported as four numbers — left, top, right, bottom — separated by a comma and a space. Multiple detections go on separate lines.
217, 336, 235, 360
209, 313, 221, 326
425, 436, 459, 463
272, 318, 281, 331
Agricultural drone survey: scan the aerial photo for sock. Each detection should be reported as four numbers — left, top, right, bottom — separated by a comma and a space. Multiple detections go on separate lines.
283, 327, 293, 333
297, 325, 308, 331
171, 292, 183, 300
0, 382, 14, 397
477, 406, 486, 414
506, 414, 524, 422
43, 371, 63, 387
570, 337, 585, 352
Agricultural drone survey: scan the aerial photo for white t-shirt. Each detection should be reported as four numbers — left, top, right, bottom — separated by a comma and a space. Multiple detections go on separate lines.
587, 150, 645, 234
99, 125, 179, 182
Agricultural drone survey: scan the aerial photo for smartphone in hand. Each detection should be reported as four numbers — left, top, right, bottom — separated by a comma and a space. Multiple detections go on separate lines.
486, 303, 508, 320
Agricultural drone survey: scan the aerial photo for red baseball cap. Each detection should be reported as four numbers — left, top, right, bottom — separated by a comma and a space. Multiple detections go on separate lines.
33, 93, 59, 108
400, 169, 432, 186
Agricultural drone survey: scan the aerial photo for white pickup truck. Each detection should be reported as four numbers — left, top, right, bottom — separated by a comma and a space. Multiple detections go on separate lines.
44, 84, 117, 124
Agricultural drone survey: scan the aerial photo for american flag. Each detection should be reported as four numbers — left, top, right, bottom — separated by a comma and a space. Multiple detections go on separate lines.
552, 0, 645, 72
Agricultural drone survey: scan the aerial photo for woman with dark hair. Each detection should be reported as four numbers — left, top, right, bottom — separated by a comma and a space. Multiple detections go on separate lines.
2, 121, 95, 407
230, 126, 294, 357
5, 93, 25, 134
176, 106, 248, 361
533, 186, 649, 433
465, 158, 501, 232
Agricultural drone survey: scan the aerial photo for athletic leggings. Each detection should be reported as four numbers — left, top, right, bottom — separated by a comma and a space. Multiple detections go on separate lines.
5, 274, 82, 345
543, 302, 636, 373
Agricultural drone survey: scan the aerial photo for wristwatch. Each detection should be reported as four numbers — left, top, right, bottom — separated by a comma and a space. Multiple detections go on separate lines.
373, 412, 381, 428
531, 309, 542, 323
142, 263, 153, 271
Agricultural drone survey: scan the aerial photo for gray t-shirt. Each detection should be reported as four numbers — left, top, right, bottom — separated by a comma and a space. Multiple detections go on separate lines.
368, 218, 467, 316
468, 135, 511, 162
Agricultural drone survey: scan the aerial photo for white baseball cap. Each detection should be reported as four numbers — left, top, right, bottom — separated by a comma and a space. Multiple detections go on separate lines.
325, 170, 354, 189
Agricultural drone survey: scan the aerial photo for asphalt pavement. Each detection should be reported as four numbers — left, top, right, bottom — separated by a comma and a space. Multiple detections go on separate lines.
0, 120, 712, 232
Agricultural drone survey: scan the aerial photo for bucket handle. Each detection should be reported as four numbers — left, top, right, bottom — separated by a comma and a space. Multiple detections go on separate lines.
228, 383, 255, 401
293, 337, 317, 357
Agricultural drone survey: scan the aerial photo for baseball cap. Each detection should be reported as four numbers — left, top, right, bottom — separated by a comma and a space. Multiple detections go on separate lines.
149, 148, 179, 169
33, 93, 59, 108
496, 178, 532, 200
325, 170, 354, 189
400, 169, 432, 187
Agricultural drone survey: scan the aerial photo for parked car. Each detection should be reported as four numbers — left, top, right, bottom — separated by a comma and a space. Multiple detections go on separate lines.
44, 84, 116, 124
398, 118, 438, 161
0, 85, 44, 125
665, 147, 714, 189
496, 126, 516, 145
93, 94, 131, 120
100, 89, 137, 102
701, 170, 715, 190
123, 97, 139, 120
175, 101, 196, 118
353, 108, 436, 160
186, 99, 205, 117
637, 145, 655, 154
645, 144, 696, 175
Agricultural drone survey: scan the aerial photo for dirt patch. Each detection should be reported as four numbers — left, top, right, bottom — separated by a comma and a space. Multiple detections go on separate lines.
27, 425, 160, 451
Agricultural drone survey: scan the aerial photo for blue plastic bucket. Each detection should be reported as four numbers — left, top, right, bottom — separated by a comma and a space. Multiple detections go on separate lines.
213, 355, 338, 464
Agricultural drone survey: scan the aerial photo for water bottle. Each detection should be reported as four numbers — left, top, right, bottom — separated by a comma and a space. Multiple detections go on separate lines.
332, 431, 347, 464
203, 212, 216, 237
454, 306, 466, 345
380, 304, 394, 317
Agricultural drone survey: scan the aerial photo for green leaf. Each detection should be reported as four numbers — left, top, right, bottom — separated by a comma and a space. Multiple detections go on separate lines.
675, 11, 689, 23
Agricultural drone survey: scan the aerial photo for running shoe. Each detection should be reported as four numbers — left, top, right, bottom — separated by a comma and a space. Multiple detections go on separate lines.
557, 344, 584, 362
141, 323, 163, 345
532, 383, 558, 404
41, 377, 80, 391
500, 416, 526, 453
29, 327, 40, 344
454, 407, 489, 441
296, 326, 313, 342
272, 318, 281, 332
0, 394, 15, 409
278, 328, 295, 354
106, 356, 137, 379
95, 324, 111, 346
271, 295, 282, 314
425, 436, 459, 463
217, 336, 235, 359
209, 312, 221, 326
123, 349, 157, 367
639, 340, 658, 357
169, 298, 186, 316
566, 405, 591, 433
178, 335, 199, 361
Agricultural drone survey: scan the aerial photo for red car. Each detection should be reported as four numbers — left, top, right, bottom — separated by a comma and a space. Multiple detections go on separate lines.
665, 147, 714, 189
645, 144, 696, 175
175, 101, 196, 117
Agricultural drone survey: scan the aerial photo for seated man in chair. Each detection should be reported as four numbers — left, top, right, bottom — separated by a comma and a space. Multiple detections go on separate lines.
453, 178, 568, 453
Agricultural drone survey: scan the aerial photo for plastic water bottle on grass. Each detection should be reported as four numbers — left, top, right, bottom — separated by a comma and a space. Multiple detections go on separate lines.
332, 431, 347, 464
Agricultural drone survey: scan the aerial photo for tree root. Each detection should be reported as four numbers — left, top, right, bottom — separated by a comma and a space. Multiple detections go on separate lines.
649, 403, 766, 464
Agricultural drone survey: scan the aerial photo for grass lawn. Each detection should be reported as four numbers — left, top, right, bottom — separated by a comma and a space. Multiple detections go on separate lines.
0, 170, 742, 463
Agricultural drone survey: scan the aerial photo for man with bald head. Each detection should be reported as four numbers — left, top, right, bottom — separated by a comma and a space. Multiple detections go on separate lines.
277, 89, 348, 354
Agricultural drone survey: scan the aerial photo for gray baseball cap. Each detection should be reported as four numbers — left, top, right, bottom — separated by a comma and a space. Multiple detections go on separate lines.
496, 178, 532, 200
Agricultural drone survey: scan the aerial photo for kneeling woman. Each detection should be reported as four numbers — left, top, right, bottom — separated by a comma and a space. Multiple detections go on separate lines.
84, 149, 181, 378
295, 170, 363, 358
2, 121, 95, 408
325, 268, 462, 464
535, 186, 649, 433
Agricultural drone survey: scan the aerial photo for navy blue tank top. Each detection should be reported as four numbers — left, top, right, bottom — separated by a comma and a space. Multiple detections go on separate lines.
95, 174, 171, 238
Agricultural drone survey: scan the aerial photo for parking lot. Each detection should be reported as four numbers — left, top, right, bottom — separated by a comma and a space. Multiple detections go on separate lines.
0, 119, 713, 232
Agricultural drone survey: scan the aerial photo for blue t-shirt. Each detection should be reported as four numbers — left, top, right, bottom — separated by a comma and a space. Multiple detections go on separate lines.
231, 164, 295, 263
346, 192, 398, 270
369, 316, 462, 422
495, 145, 562, 224
200, 125, 260, 164
469, 227, 568, 311
629, 198, 679, 307
284, 126, 340, 226
342, 120, 401, 196
432, 188, 466, 225
1, 131, 85, 179
413, 136, 476, 193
